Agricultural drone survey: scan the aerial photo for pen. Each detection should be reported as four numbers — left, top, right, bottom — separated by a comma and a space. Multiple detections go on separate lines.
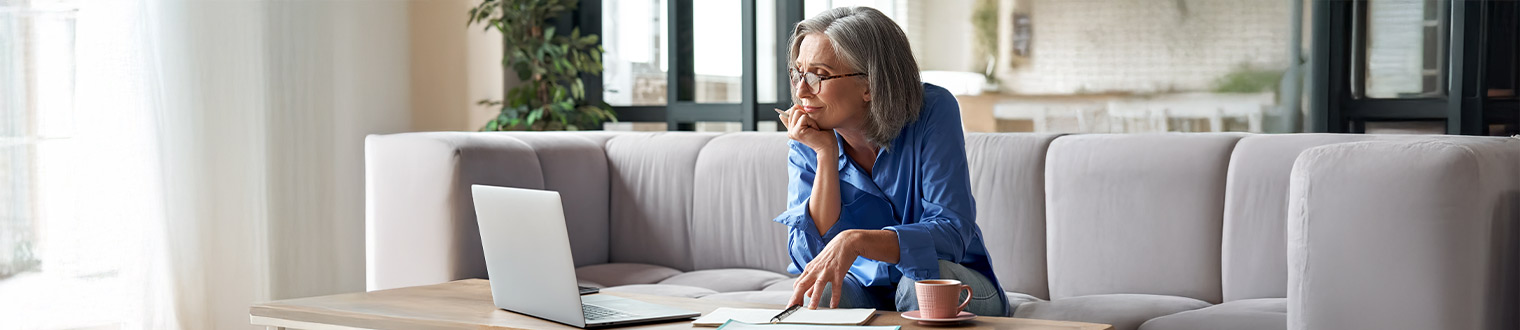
769, 305, 801, 324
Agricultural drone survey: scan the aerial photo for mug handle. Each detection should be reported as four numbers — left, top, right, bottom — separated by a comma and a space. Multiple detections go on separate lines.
956, 285, 973, 313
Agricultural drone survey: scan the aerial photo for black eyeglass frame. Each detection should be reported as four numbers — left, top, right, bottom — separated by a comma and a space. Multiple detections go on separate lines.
788, 67, 868, 92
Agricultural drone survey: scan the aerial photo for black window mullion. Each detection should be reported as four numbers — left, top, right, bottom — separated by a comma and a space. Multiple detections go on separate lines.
1346, 99, 1449, 120
1446, 0, 1468, 134
667, 0, 691, 130
613, 106, 668, 122
1310, 0, 1351, 132
1349, 0, 1366, 100
1448, 0, 1486, 135
670, 103, 746, 122
754, 103, 782, 126
741, 0, 758, 131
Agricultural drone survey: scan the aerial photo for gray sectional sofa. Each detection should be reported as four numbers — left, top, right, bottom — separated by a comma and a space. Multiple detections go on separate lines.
365, 132, 1520, 330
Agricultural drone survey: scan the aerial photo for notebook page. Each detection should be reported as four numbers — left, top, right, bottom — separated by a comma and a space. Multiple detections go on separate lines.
693, 307, 877, 327
782, 308, 877, 325
715, 320, 899, 330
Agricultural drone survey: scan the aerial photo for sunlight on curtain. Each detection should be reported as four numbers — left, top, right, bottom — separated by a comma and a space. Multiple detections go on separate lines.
147, 1, 409, 328
0, 0, 410, 329
0, 0, 168, 328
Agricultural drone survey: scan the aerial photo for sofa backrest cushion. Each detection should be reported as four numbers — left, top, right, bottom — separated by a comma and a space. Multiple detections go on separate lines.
1045, 133, 1243, 303
496, 132, 619, 267
690, 133, 794, 273
965, 132, 1063, 299
605, 133, 720, 271
447, 134, 552, 281
1287, 137, 1520, 329
1220, 134, 1382, 301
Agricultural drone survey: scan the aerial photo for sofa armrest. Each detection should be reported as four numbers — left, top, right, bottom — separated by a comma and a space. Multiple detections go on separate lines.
364, 132, 548, 291
1287, 138, 1520, 330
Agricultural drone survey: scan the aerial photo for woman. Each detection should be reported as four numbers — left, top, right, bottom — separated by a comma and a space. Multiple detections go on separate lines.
773, 6, 1009, 316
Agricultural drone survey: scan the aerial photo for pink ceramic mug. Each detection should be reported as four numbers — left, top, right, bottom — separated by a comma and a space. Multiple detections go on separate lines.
915, 279, 972, 318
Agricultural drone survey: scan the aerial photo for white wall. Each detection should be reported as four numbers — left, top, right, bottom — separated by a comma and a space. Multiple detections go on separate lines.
1000, 0, 1291, 94
914, 0, 978, 72
409, 0, 509, 132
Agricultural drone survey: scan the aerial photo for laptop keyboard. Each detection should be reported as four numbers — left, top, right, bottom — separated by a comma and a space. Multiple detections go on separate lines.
583, 304, 633, 321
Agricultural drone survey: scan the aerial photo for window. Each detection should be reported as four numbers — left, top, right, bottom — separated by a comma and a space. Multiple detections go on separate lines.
0, 2, 123, 329
1314, 0, 1518, 135
692, 0, 744, 104
595, 0, 799, 132
601, 0, 668, 106
1363, 0, 1444, 99
2, 0, 77, 280
757, 0, 778, 104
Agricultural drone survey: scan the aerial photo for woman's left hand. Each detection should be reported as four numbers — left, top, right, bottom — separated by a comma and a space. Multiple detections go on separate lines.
788, 230, 863, 309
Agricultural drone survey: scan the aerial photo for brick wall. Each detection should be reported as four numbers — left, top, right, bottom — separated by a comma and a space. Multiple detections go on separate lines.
999, 0, 1291, 95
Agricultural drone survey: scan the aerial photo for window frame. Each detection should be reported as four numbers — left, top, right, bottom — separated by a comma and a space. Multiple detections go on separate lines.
577, 0, 804, 131
1310, 0, 1507, 135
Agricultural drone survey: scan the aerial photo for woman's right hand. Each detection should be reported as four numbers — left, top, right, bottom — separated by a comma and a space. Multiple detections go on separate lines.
778, 105, 837, 155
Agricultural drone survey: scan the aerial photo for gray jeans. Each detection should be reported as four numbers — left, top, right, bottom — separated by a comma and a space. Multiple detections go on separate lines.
813, 260, 1010, 317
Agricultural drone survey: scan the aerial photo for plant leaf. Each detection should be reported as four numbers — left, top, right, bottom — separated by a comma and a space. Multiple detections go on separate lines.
528, 107, 545, 123
572, 79, 584, 99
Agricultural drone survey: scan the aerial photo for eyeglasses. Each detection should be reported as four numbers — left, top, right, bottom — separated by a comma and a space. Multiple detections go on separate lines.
788, 68, 867, 92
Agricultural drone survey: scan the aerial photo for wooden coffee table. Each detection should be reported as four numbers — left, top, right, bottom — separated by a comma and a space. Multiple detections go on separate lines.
249, 279, 1111, 330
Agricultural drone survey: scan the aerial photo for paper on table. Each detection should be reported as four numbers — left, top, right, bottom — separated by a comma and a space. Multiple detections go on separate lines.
693, 307, 878, 327
715, 320, 899, 330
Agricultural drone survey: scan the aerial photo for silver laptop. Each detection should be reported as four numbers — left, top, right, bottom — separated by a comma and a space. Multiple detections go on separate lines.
471, 185, 701, 328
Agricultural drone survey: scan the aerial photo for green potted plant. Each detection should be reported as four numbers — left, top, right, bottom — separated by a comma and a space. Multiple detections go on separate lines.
972, 0, 1000, 86
469, 0, 615, 131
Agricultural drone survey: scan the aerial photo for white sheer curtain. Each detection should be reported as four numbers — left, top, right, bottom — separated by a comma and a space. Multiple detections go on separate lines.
60, 0, 409, 328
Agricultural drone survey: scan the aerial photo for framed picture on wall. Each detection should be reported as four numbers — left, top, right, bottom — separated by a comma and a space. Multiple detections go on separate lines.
1012, 13, 1031, 57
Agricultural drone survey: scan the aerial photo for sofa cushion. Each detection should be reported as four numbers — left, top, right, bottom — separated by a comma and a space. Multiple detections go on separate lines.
1005, 291, 1044, 312
1138, 298, 1285, 330
605, 133, 719, 271
763, 278, 795, 291
1220, 134, 1380, 301
690, 133, 793, 273
491, 132, 616, 267
575, 263, 683, 287
1045, 133, 1243, 303
600, 284, 718, 299
965, 133, 1064, 299
1013, 294, 1211, 330
1287, 138, 1520, 330
699, 291, 794, 305
657, 268, 791, 293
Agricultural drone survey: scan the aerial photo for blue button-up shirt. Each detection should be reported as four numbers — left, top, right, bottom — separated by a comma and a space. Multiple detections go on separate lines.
773, 83, 1003, 292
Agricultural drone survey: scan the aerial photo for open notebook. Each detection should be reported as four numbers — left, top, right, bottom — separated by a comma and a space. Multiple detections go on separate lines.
714, 320, 899, 330
693, 307, 878, 327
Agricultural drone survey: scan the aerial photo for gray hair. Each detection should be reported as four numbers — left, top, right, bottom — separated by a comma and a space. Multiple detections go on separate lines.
789, 6, 922, 148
